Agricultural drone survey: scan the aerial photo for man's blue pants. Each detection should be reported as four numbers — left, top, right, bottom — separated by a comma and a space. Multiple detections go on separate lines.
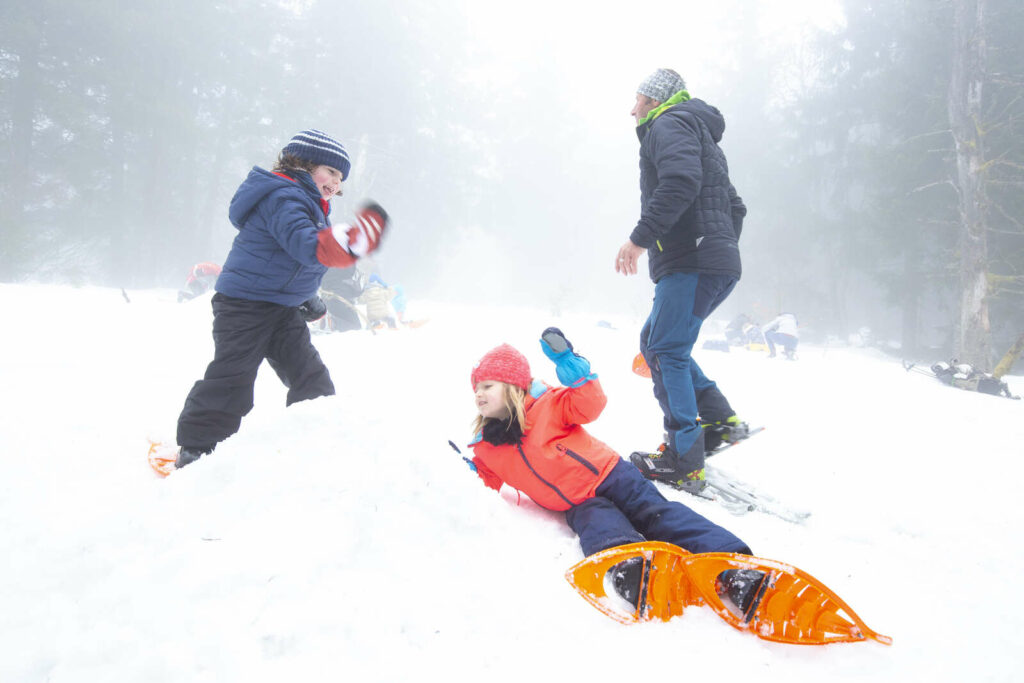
640, 272, 737, 470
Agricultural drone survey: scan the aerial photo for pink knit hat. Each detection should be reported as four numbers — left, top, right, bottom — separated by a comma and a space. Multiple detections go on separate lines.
471, 344, 531, 391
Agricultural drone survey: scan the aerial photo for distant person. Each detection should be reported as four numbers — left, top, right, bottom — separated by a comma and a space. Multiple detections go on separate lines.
318, 265, 366, 332
367, 273, 408, 323
762, 312, 799, 360
177, 262, 222, 302
724, 313, 752, 346
173, 129, 389, 469
614, 68, 747, 495
929, 360, 1017, 398
357, 278, 399, 330
391, 284, 407, 323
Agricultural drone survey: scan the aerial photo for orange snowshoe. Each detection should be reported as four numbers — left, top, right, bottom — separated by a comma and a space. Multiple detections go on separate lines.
147, 440, 177, 477
632, 353, 652, 378
565, 541, 892, 646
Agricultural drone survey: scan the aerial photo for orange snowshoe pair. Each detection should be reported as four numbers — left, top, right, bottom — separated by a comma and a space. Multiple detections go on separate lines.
566, 541, 892, 646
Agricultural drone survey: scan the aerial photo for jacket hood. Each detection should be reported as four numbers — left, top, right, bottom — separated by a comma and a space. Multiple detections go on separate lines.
228, 167, 319, 230
639, 92, 727, 143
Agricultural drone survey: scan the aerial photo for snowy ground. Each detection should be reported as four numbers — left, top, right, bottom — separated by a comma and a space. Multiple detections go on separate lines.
1, 284, 1021, 682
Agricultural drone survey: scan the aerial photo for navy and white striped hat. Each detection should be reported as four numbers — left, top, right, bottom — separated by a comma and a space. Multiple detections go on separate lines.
637, 69, 686, 104
282, 129, 351, 179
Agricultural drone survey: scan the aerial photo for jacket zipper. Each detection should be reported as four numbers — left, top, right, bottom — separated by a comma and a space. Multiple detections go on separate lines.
516, 443, 573, 507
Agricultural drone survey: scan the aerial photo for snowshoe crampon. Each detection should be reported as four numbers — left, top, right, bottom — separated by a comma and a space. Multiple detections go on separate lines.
565, 542, 892, 646
147, 440, 177, 477
632, 352, 652, 378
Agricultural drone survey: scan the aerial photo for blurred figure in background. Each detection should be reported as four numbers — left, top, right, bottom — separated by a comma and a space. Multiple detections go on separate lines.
761, 312, 799, 360
177, 262, 222, 302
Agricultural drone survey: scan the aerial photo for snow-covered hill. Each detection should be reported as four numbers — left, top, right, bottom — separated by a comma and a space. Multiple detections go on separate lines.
2, 284, 1021, 682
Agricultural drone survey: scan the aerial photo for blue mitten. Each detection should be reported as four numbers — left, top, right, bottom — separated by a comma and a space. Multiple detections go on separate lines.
540, 327, 595, 388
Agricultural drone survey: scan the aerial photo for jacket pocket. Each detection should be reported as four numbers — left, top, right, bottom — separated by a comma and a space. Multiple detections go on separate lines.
556, 444, 600, 475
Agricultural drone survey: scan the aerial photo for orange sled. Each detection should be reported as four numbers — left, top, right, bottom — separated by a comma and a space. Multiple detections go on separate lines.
147, 440, 177, 477
565, 541, 892, 646
632, 353, 652, 378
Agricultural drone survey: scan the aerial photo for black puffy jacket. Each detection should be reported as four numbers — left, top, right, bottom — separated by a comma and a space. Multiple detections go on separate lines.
629, 97, 746, 283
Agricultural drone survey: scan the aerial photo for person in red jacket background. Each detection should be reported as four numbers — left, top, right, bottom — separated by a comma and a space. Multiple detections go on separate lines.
467, 328, 753, 604
177, 262, 222, 302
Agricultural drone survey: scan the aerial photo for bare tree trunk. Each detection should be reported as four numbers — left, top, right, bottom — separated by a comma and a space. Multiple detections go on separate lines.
949, 0, 991, 369
1, 9, 42, 280
992, 332, 1024, 379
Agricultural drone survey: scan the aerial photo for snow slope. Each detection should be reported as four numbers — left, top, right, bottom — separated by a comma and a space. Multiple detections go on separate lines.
1, 284, 1021, 682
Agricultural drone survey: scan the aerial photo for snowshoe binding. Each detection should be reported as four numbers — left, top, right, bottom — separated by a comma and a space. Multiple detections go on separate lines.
608, 557, 646, 609
716, 568, 770, 623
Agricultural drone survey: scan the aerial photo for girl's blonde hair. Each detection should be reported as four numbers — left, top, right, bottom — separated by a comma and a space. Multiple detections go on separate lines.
472, 381, 527, 436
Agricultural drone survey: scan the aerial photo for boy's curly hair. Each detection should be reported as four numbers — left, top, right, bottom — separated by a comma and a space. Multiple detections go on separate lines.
273, 152, 319, 177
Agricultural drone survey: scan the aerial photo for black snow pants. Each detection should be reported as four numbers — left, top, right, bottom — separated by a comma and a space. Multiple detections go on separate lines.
176, 293, 336, 449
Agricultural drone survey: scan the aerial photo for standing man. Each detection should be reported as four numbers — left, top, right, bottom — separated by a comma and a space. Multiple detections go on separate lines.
616, 68, 747, 495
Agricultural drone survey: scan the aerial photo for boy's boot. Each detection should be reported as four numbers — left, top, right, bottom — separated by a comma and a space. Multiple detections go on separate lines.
716, 569, 770, 623
175, 445, 213, 469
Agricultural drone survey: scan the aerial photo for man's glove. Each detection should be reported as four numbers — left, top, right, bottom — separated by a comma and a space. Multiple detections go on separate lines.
540, 327, 595, 388
338, 202, 389, 258
298, 295, 327, 322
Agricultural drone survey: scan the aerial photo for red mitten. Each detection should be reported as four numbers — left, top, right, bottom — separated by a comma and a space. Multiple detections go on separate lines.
344, 202, 389, 257
316, 202, 390, 267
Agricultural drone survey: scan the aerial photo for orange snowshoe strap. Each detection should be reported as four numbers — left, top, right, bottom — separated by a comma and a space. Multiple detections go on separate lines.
566, 542, 892, 646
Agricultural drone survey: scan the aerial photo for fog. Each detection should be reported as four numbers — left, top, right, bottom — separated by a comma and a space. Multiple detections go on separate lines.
3, 0, 1023, 362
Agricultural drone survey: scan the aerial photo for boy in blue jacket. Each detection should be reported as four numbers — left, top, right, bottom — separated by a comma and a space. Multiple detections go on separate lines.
174, 129, 389, 469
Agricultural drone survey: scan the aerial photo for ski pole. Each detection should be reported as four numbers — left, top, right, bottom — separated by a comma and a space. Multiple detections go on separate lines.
449, 440, 474, 467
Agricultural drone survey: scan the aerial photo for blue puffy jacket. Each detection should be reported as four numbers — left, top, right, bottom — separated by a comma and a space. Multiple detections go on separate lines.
630, 96, 746, 283
215, 167, 330, 306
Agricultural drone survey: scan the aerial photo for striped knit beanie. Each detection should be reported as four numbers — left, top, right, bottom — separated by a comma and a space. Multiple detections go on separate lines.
637, 68, 686, 103
471, 344, 531, 391
282, 129, 351, 180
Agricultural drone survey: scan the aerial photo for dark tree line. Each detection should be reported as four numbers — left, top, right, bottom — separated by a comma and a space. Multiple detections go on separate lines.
1, 1, 487, 287
728, 0, 1023, 368
2, 0, 1023, 369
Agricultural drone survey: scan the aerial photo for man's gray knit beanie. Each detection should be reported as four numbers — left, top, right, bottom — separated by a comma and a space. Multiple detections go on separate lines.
637, 68, 686, 103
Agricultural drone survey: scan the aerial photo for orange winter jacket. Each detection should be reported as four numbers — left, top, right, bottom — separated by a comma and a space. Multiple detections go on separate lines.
469, 378, 621, 511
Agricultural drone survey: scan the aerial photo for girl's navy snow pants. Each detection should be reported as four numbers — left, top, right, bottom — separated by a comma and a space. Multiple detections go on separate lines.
565, 459, 751, 557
